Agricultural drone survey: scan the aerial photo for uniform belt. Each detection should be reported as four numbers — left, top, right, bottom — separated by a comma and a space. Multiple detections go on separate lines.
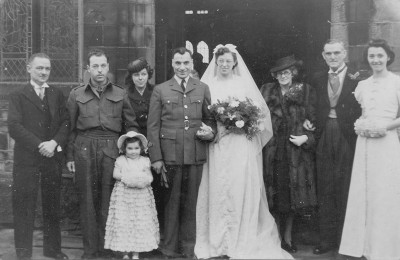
162, 120, 202, 130
77, 129, 118, 139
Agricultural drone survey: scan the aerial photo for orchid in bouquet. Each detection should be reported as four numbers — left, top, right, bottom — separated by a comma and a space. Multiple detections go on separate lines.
208, 96, 265, 140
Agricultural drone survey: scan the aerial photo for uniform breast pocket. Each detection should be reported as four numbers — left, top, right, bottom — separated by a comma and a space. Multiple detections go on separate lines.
76, 96, 96, 117
106, 95, 124, 117
162, 96, 179, 114
160, 128, 177, 162
190, 95, 203, 117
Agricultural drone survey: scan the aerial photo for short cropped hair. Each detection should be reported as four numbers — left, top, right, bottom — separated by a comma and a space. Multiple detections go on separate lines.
172, 47, 192, 59
87, 49, 109, 65
27, 53, 50, 65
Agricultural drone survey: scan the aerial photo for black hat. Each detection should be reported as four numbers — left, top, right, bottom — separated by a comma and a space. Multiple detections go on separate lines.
127, 57, 148, 73
270, 55, 301, 73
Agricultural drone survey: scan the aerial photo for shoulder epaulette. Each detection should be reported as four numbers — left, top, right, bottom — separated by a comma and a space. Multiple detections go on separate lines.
111, 82, 124, 89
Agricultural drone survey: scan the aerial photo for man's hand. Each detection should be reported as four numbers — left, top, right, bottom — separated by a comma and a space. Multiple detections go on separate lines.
67, 161, 75, 173
196, 122, 214, 141
303, 119, 316, 131
152, 160, 166, 174
151, 160, 169, 188
289, 135, 308, 147
38, 140, 57, 157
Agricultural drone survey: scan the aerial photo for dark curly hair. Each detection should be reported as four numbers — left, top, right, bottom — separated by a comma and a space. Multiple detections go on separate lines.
214, 47, 238, 69
125, 58, 154, 86
120, 137, 146, 156
363, 39, 395, 67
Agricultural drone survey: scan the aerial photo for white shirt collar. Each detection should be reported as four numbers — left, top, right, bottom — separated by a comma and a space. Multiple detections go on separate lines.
328, 63, 346, 75
174, 75, 190, 85
30, 80, 49, 89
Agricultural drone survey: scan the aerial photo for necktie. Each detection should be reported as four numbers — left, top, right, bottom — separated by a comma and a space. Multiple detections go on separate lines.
328, 66, 346, 94
180, 79, 186, 92
37, 88, 45, 100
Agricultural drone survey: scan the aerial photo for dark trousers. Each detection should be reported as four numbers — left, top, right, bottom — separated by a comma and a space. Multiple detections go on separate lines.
160, 164, 203, 257
12, 157, 61, 258
316, 118, 354, 247
74, 133, 118, 256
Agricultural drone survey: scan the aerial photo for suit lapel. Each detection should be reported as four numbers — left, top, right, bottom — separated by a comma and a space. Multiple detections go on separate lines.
320, 72, 330, 106
337, 68, 355, 105
185, 77, 197, 94
169, 77, 184, 93
22, 84, 45, 112
45, 86, 57, 118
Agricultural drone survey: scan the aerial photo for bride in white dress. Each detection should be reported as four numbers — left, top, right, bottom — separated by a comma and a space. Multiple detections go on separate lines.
195, 44, 293, 259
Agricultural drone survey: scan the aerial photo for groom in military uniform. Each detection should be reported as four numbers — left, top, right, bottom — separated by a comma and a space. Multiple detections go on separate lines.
147, 47, 216, 258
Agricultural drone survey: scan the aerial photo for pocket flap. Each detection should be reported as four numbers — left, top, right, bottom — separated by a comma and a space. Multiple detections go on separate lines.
162, 96, 179, 104
190, 96, 203, 104
76, 95, 94, 104
106, 95, 124, 103
160, 128, 176, 139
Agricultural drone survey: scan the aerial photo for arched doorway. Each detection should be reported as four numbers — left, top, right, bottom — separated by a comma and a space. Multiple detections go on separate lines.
155, 0, 331, 85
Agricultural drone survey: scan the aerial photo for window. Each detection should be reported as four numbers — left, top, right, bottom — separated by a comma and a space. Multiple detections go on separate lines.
186, 40, 194, 54
197, 41, 209, 63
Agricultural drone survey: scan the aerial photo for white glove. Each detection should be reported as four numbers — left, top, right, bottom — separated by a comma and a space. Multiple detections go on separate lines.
289, 135, 308, 147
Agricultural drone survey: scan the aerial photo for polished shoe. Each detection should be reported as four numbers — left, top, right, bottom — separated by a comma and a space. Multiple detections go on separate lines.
44, 252, 69, 260
281, 240, 297, 253
313, 245, 335, 255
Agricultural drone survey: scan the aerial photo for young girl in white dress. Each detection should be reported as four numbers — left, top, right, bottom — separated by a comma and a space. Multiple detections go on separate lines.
104, 131, 159, 259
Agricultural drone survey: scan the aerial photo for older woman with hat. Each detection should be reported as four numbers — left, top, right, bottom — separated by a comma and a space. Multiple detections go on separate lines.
260, 55, 318, 253
125, 58, 154, 137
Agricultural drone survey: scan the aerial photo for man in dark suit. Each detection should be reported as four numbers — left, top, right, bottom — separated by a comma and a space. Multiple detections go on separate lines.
306, 40, 361, 255
147, 47, 216, 258
8, 53, 69, 260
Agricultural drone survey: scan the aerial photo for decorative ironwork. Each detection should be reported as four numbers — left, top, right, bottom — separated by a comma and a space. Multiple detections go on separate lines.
0, 0, 32, 82
41, 0, 79, 82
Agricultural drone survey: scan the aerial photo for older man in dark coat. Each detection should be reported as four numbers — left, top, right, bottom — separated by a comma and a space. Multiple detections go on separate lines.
8, 53, 69, 260
307, 39, 362, 255
147, 47, 216, 258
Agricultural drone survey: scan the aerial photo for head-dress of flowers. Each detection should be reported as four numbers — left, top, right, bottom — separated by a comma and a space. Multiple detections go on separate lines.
201, 44, 273, 147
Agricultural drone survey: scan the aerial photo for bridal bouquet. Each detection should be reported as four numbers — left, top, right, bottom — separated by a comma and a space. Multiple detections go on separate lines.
208, 97, 265, 140
354, 117, 387, 138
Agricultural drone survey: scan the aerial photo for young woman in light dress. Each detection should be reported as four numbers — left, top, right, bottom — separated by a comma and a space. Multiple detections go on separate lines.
339, 39, 400, 260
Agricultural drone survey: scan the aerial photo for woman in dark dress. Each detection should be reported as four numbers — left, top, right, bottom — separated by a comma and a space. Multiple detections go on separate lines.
125, 57, 154, 137
260, 55, 317, 254
125, 58, 166, 232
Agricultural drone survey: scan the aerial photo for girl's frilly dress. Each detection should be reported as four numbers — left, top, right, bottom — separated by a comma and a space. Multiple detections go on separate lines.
104, 156, 160, 252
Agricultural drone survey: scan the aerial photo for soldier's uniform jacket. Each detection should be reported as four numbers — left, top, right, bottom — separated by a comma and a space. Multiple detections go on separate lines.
66, 81, 139, 161
147, 77, 216, 165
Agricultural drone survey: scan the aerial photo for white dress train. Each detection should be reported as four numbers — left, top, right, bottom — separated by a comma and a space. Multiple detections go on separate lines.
195, 76, 293, 259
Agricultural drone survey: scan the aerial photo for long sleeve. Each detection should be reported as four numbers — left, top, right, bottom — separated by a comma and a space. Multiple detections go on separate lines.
8, 91, 42, 151
66, 89, 79, 162
122, 91, 140, 133
52, 90, 70, 147
147, 86, 163, 163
